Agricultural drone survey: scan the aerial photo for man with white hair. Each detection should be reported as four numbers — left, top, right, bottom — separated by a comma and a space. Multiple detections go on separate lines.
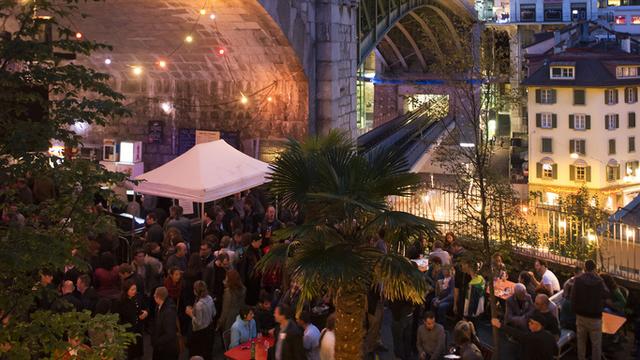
504, 283, 534, 330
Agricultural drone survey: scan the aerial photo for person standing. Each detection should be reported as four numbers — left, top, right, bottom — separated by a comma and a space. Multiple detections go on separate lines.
416, 312, 445, 360
217, 269, 246, 334
116, 280, 147, 360
186, 280, 215, 360
152, 287, 179, 360
239, 234, 262, 306
145, 212, 164, 245
166, 242, 188, 272
319, 314, 336, 360
260, 205, 282, 247
297, 311, 321, 360
273, 304, 305, 360
76, 274, 99, 313
572, 259, 606, 360
165, 205, 192, 245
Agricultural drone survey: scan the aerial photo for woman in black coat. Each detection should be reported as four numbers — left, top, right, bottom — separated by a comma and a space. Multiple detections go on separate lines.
117, 279, 148, 359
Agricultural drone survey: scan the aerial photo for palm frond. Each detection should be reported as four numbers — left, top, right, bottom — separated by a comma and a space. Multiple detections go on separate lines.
373, 253, 430, 304
255, 242, 294, 275
365, 211, 441, 240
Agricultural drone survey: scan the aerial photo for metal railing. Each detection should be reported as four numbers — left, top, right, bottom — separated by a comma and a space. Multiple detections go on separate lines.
392, 186, 640, 282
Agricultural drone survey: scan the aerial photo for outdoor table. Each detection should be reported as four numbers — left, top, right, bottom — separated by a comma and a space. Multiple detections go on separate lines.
602, 312, 626, 334
487, 279, 516, 300
411, 258, 429, 272
224, 335, 274, 360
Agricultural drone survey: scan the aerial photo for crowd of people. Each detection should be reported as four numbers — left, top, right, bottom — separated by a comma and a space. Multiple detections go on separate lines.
9, 176, 634, 360
27, 188, 338, 360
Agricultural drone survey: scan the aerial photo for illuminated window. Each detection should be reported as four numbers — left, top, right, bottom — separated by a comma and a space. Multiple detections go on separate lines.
550, 66, 575, 79
575, 166, 586, 181
615, 15, 626, 25
616, 66, 640, 79
543, 163, 554, 178
633, 16, 640, 24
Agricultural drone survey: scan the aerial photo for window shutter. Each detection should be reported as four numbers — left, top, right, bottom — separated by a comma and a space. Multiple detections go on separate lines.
535, 89, 541, 103
536, 113, 541, 127
583, 140, 587, 156
586, 166, 591, 182
614, 89, 619, 104
574, 89, 585, 105
634, 88, 638, 102
630, 112, 636, 128
536, 162, 542, 178
569, 114, 574, 129
605, 89, 609, 105
551, 89, 557, 104
552, 164, 558, 179
552, 114, 557, 128
616, 114, 620, 129
616, 166, 621, 180
570, 165, 575, 181
586, 115, 591, 129
605, 115, 609, 130
570, 140, 575, 154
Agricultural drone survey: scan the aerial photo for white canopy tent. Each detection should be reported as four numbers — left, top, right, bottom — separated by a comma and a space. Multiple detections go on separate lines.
133, 140, 271, 203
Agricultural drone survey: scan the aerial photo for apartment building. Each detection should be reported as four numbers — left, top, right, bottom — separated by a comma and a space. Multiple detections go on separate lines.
523, 39, 640, 209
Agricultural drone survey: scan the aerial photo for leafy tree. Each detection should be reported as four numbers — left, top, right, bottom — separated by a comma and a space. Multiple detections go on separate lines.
259, 132, 439, 359
0, 0, 132, 357
430, 25, 529, 356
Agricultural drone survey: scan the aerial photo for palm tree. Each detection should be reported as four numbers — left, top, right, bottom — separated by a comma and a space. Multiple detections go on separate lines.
258, 131, 439, 359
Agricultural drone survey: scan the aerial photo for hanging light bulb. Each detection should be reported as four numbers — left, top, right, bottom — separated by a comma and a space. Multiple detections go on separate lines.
132, 66, 143, 76
209, 13, 216, 20
199, 8, 206, 15
160, 102, 173, 114
240, 94, 248, 105
158, 60, 167, 69
217, 48, 225, 56
104, 58, 112, 65
267, 97, 273, 102
185, 35, 193, 43
75, 32, 83, 39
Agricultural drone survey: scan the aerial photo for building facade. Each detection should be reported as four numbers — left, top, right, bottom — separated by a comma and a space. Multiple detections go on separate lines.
524, 41, 640, 209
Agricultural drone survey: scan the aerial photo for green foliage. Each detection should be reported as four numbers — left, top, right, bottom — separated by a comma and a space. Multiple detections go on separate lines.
260, 131, 439, 305
0, 0, 131, 357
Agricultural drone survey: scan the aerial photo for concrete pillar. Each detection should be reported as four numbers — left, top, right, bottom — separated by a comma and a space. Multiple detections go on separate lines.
507, 25, 524, 135
315, 0, 358, 137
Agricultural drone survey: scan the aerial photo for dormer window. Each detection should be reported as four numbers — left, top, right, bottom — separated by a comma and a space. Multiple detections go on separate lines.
550, 66, 575, 80
616, 65, 640, 79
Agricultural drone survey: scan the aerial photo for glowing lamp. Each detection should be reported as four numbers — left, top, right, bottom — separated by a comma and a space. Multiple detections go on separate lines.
199, 8, 206, 15
119, 141, 142, 163
160, 102, 172, 114
132, 66, 143, 76
104, 58, 112, 65
217, 48, 225, 55
75, 32, 82, 39
240, 95, 248, 105
185, 35, 193, 43
209, 13, 216, 20
267, 97, 273, 102
158, 60, 167, 69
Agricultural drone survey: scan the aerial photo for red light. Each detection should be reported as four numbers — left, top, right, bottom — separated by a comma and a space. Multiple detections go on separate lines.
217, 48, 225, 55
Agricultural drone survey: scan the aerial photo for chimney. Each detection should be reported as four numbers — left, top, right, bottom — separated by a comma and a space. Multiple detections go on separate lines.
622, 37, 631, 53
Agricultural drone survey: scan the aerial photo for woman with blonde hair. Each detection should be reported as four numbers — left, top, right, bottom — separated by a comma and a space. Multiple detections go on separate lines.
162, 227, 184, 259
185, 280, 215, 360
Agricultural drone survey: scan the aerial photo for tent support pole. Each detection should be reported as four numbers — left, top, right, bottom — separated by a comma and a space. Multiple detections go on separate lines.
200, 202, 205, 242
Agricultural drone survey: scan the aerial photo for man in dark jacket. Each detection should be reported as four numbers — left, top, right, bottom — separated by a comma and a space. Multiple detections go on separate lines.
152, 287, 178, 360
492, 312, 558, 360
76, 275, 99, 313
271, 304, 305, 360
239, 234, 263, 305
504, 283, 534, 330
145, 212, 164, 245
571, 260, 606, 360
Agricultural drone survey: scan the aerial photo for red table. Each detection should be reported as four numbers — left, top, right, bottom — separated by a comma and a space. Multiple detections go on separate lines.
487, 279, 516, 300
224, 335, 275, 360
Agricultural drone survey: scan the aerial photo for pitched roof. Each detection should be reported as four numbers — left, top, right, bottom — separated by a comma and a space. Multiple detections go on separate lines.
522, 53, 640, 87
